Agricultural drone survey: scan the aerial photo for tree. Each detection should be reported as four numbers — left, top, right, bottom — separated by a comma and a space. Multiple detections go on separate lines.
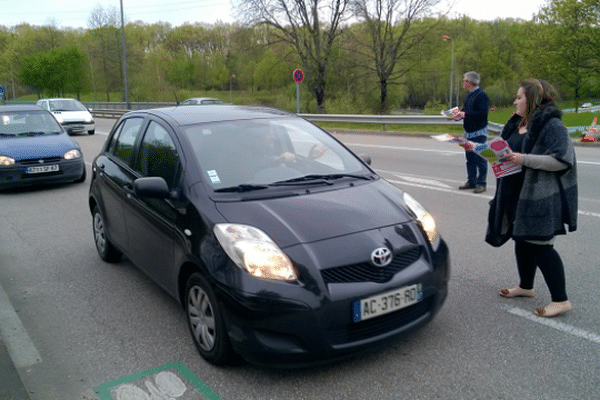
533, 0, 598, 109
237, 0, 351, 113
87, 5, 123, 101
350, 0, 441, 113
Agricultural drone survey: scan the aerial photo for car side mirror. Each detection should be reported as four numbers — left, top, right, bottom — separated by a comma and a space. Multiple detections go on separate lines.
134, 177, 171, 199
359, 154, 372, 165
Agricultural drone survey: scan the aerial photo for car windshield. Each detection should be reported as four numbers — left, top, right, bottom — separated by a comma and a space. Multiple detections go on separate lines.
183, 117, 372, 190
49, 99, 87, 112
0, 111, 63, 137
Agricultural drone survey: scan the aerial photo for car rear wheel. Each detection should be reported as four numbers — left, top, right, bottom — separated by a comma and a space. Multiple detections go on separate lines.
92, 205, 122, 263
185, 272, 238, 366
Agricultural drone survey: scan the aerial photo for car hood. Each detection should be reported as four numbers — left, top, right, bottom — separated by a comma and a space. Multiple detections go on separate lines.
215, 180, 413, 247
51, 110, 92, 122
0, 133, 79, 160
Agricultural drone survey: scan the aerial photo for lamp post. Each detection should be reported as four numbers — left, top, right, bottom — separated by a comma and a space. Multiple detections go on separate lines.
120, 0, 130, 109
443, 35, 454, 108
230, 74, 235, 103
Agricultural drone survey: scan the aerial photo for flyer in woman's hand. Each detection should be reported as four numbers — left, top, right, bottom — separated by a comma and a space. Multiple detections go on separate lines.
431, 134, 522, 178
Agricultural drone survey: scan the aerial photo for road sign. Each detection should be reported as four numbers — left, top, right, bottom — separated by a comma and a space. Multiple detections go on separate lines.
293, 69, 304, 83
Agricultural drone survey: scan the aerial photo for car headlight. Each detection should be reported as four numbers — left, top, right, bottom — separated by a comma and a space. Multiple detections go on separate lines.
214, 223, 298, 281
0, 155, 15, 166
85, 114, 93, 123
63, 149, 82, 160
403, 193, 437, 244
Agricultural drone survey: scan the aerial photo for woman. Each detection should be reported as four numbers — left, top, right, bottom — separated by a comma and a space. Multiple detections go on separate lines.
486, 78, 578, 317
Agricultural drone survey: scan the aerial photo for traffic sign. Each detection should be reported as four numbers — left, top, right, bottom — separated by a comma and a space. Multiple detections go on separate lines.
293, 69, 304, 83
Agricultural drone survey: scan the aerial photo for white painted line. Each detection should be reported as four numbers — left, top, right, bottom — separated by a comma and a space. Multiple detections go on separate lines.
0, 281, 42, 368
507, 307, 600, 345
392, 175, 453, 189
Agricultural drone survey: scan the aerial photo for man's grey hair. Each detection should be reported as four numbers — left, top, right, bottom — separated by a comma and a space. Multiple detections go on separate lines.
464, 71, 481, 85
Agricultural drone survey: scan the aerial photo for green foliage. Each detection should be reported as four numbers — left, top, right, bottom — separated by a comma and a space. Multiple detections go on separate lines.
3, 2, 599, 114
19, 45, 86, 97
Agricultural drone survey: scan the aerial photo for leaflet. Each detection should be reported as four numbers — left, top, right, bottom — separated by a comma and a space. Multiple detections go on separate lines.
441, 107, 461, 120
431, 134, 522, 178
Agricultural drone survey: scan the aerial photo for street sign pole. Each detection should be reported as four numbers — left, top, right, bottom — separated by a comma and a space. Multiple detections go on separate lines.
296, 82, 300, 113
293, 69, 304, 114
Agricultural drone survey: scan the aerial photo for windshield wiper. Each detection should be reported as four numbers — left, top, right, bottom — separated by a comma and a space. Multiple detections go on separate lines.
214, 183, 269, 193
21, 131, 48, 136
271, 173, 373, 186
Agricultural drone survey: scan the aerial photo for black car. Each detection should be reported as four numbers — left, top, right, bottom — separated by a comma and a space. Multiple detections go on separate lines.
88, 105, 450, 367
0, 105, 86, 190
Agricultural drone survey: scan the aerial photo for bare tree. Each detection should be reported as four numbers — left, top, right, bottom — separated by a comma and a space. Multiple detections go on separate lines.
87, 5, 122, 101
237, 0, 350, 113
351, 0, 441, 113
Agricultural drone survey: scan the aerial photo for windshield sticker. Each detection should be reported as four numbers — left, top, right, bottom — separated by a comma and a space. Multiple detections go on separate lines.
202, 129, 212, 135
207, 170, 221, 184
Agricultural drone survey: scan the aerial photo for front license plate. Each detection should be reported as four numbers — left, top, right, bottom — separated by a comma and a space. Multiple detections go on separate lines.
26, 164, 59, 174
353, 283, 422, 322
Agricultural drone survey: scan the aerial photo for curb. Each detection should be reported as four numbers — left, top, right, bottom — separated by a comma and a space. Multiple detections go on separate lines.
0, 333, 31, 399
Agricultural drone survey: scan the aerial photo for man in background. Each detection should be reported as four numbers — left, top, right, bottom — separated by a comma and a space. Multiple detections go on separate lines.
452, 71, 490, 193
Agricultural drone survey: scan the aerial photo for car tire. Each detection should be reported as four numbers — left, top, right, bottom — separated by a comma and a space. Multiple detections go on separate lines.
88, 129, 95, 135
185, 272, 239, 366
92, 205, 122, 263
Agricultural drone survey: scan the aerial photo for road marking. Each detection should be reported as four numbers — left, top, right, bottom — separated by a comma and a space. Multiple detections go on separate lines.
0, 281, 42, 368
94, 360, 222, 400
507, 307, 600, 345
346, 142, 461, 156
391, 175, 453, 188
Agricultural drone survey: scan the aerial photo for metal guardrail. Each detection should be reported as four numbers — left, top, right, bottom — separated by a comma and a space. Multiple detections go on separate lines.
88, 106, 504, 134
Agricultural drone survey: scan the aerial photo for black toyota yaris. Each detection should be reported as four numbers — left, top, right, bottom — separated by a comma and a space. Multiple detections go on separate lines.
88, 105, 450, 367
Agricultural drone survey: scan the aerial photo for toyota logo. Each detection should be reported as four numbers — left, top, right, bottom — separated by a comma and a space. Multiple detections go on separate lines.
371, 247, 392, 267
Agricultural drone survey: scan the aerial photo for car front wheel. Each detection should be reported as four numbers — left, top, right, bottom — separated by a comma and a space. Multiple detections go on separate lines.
92, 205, 122, 262
185, 272, 238, 366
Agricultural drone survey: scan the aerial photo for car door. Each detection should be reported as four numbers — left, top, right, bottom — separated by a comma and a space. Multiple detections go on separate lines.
123, 119, 180, 290
94, 117, 145, 251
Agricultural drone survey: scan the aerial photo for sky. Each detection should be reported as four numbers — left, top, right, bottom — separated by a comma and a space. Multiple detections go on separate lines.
1, 0, 548, 30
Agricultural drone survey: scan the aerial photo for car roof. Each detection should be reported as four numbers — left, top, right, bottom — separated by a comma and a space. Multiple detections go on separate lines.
0, 105, 44, 112
37, 98, 82, 102
125, 105, 295, 126
183, 97, 222, 102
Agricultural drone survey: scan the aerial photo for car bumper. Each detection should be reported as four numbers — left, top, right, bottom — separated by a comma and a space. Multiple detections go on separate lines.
0, 159, 85, 189
61, 121, 95, 134
214, 235, 450, 367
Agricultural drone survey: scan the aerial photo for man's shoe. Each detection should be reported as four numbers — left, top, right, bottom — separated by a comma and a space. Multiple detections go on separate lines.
473, 185, 486, 193
458, 182, 476, 190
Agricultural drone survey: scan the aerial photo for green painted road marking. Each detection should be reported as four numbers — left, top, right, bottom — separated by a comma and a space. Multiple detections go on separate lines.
94, 360, 223, 400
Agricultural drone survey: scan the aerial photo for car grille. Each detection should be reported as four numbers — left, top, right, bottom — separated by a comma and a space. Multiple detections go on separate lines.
328, 298, 432, 345
321, 246, 422, 284
20, 157, 63, 165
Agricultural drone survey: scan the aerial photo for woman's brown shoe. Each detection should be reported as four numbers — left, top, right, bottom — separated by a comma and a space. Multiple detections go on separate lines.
499, 287, 535, 298
535, 301, 572, 317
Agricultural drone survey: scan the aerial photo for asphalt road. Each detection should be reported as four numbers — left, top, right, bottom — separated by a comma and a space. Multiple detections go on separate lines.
1, 118, 599, 400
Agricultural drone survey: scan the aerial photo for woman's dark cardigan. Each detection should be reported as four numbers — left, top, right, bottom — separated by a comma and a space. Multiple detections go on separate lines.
485, 102, 578, 247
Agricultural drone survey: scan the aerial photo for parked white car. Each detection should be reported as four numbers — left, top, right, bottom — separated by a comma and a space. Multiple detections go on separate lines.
36, 98, 95, 135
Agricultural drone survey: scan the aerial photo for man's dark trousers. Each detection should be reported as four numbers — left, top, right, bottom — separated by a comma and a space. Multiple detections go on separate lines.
466, 135, 487, 186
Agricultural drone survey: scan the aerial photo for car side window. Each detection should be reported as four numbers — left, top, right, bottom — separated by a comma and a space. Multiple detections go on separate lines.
108, 117, 144, 166
135, 121, 180, 189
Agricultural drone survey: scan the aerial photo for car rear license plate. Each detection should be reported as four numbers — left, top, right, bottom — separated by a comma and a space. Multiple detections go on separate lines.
353, 283, 422, 322
26, 164, 59, 174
